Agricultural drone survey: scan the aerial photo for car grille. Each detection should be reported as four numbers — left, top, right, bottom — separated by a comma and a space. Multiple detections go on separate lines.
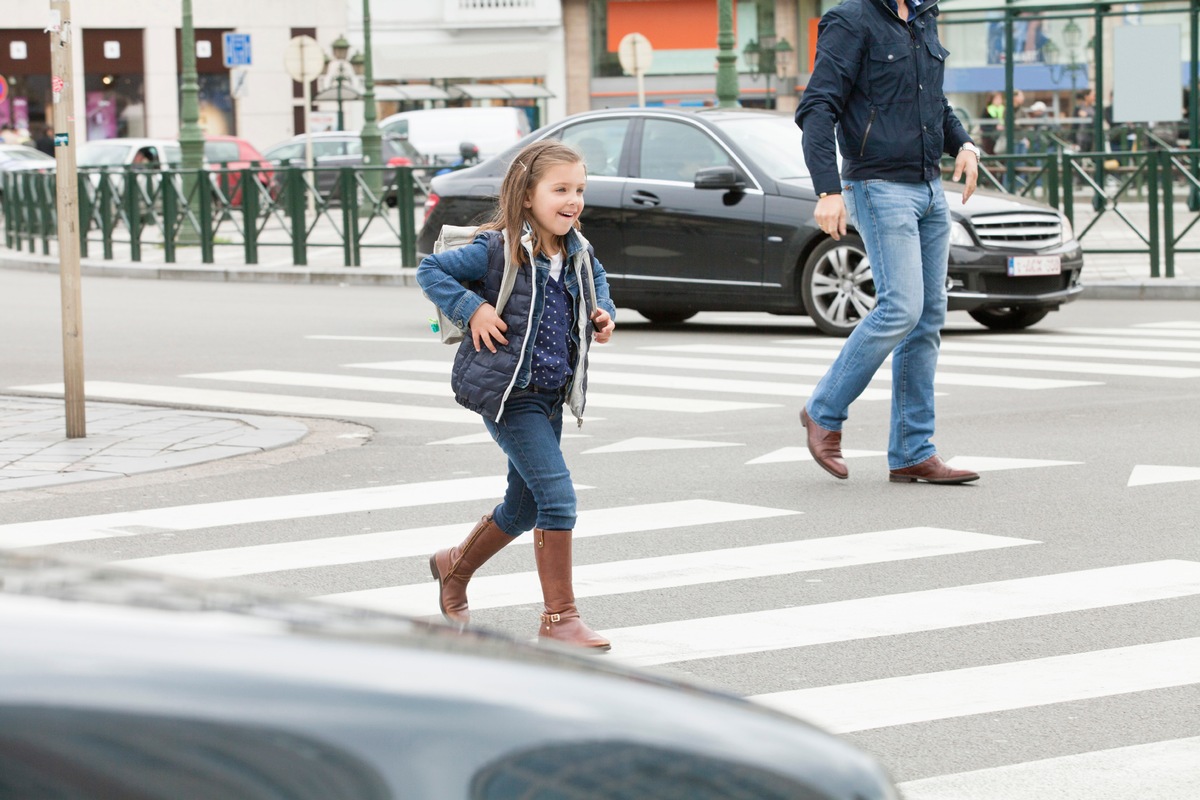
979, 273, 1072, 296
970, 213, 1063, 250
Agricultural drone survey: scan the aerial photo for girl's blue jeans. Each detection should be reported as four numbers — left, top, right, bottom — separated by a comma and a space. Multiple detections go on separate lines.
482, 386, 576, 534
806, 179, 950, 470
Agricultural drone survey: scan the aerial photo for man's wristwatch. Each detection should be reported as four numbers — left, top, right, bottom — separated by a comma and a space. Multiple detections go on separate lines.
818, 191, 840, 199
959, 142, 982, 160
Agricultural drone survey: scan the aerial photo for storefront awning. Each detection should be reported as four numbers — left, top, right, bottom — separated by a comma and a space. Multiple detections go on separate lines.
374, 84, 452, 102
449, 83, 554, 100
313, 84, 451, 102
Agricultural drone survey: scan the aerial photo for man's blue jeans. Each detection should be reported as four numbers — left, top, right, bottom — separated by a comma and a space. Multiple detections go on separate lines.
483, 386, 576, 534
806, 179, 950, 470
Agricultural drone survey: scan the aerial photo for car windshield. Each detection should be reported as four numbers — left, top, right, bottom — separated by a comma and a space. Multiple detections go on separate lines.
77, 143, 132, 166
709, 115, 813, 180
205, 141, 240, 162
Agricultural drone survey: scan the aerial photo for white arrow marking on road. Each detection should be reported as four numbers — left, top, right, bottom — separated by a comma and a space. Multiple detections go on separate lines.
897, 736, 1200, 800
601, 560, 1200, 667
0, 476, 530, 549
322, 528, 1035, 616
752, 637, 1200, 733
1127, 464, 1200, 487
113, 500, 798, 580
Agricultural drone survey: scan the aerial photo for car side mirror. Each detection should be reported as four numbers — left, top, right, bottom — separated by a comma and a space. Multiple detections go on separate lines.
693, 166, 744, 191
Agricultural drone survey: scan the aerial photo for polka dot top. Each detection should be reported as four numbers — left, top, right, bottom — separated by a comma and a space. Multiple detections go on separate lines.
530, 252, 574, 390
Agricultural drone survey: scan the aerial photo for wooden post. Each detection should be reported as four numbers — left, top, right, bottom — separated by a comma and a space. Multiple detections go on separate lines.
49, 0, 86, 438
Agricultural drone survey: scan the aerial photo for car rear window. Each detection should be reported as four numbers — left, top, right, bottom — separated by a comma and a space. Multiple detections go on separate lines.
205, 141, 240, 162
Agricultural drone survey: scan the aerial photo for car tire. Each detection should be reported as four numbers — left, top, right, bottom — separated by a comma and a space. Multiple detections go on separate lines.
968, 306, 1051, 331
636, 309, 697, 325
801, 234, 875, 337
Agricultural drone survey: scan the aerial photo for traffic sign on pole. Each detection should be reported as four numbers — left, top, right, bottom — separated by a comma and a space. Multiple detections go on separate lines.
223, 33, 252, 68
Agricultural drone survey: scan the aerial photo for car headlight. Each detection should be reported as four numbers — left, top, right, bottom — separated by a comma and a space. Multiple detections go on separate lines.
948, 220, 974, 247
1059, 213, 1076, 245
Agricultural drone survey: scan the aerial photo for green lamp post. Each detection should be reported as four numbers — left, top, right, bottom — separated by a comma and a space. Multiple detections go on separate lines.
179, 0, 204, 243
359, 0, 383, 212
715, 0, 740, 108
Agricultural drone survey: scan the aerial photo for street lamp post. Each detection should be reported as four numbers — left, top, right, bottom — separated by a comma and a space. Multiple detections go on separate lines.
359, 0, 383, 211
326, 35, 355, 132
743, 36, 793, 110
179, 0, 204, 243
1043, 18, 1090, 117
715, 0, 739, 108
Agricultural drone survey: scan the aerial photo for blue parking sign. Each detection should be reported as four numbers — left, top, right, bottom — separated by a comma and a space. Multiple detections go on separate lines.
223, 33, 252, 68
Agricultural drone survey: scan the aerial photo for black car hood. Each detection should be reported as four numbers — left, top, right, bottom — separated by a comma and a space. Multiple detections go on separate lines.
773, 177, 1062, 218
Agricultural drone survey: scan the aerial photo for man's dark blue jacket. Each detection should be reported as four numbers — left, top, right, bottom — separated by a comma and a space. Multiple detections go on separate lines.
795, 0, 972, 196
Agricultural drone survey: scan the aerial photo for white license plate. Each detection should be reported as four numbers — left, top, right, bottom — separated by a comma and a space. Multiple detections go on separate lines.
1007, 255, 1061, 277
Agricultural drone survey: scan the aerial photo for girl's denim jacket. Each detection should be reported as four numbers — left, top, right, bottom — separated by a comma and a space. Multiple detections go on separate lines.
416, 226, 616, 425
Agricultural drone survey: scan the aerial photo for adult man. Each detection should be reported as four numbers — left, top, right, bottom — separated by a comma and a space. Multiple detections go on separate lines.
795, 0, 980, 485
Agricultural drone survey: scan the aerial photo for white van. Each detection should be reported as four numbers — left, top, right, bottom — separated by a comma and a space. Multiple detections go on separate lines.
379, 107, 532, 164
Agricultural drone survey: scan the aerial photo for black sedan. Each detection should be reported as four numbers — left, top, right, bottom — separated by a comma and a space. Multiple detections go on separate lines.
0, 550, 899, 799
418, 108, 1083, 336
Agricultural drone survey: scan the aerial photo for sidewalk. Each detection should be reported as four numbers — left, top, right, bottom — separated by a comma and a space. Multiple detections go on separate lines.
0, 396, 307, 493
3, 206, 1199, 494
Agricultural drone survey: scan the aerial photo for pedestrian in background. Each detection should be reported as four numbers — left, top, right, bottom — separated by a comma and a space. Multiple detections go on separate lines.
417, 139, 617, 650
795, 0, 981, 485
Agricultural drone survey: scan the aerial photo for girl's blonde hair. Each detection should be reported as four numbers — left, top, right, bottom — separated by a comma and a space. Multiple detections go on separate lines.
480, 139, 585, 268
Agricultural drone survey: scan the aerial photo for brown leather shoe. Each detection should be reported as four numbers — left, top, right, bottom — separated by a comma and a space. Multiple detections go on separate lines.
800, 407, 848, 479
889, 455, 980, 485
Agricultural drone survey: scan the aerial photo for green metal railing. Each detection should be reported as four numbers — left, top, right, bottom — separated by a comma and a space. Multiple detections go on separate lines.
2, 162, 430, 269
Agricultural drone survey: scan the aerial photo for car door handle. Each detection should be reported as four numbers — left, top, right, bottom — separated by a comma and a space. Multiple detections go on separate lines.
630, 190, 660, 207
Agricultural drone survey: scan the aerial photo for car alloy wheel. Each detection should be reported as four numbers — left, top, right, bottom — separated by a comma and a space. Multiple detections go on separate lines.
801, 233, 876, 337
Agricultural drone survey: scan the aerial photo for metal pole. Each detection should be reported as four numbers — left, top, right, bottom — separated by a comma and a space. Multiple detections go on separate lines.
715, 0, 739, 108
336, 72, 344, 132
179, 0, 204, 244
49, 0, 86, 438
360, 0, 383, 211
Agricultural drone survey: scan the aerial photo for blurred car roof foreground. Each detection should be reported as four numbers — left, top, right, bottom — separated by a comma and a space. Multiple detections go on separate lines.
0, 550, 898, 800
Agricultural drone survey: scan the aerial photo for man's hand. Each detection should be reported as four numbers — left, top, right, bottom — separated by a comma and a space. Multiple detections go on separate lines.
814, 194, 847, 241
590, 309, 615, 344
468, 303, 509, 353
953, 148, 979, 203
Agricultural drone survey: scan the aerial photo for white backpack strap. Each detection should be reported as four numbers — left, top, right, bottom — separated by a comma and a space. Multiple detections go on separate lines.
495, 229, 518, 315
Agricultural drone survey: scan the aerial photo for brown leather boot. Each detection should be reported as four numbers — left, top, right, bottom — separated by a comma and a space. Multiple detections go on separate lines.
533, 528, 611, 651
429, 514, 512, 625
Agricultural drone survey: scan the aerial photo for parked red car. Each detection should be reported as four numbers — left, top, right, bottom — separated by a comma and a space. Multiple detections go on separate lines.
204, 135, 274, 207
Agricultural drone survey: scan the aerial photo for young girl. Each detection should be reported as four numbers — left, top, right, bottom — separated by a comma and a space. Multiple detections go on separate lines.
416, 139, 616, 651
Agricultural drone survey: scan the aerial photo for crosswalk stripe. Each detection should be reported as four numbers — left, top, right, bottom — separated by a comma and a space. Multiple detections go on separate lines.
183, 371, 777, 414
601, 560, 1200, 667
896, 736, 1200, 800
11, 382, 481, 424
1008, 333, 1200, 350
353, 357, 1100, 392
321, 528, 1036, 617
751, 637, 1200, 734
0, 476, 520, 549
1074, 324, 1200, 337
938, 341, 1200, 363
645, 344, 1200, 379
112, 500, 796, 579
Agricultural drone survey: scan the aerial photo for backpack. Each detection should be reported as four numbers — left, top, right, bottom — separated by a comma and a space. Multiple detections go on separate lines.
429, 225, 516, 345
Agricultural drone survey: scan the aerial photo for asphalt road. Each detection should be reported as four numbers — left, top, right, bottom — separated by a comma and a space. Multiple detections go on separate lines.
3, 269, 1199, 796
